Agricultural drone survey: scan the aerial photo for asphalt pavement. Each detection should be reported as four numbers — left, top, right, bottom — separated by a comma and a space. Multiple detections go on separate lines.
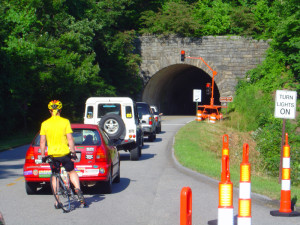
0, 116, 299, 225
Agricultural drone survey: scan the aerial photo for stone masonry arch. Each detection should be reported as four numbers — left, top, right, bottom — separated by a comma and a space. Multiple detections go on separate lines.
134, 35, 270, 115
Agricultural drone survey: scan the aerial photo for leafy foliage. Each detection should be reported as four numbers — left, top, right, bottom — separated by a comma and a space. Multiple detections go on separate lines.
0, 0, 299, 184
139, 1, 199, 36
0, 0, 142, 135
193, 0, 231, 35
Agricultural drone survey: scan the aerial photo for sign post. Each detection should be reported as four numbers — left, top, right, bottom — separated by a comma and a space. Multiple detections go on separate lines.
274, 90, 297, 182
219, 96, 233, 103
193, 89, 202, 115
275, 90, 297, 119
193, 89, 202, 103
220, 96, 233, 114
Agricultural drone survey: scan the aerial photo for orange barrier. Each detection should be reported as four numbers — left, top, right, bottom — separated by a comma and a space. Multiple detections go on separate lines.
221, 135, 229, 182
238, 143, 251, 225
280, 133, 292, 213
218, 155, 233, 225
196, 110, 202, 122
222, 134, 229, 156
180, 187, 192, 225
210, 113, 216, 123
208, 136, 233, 225
270, 133, 300, 217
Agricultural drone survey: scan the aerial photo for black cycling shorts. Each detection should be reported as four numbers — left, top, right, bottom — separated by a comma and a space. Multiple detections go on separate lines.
50, 154, 74, 173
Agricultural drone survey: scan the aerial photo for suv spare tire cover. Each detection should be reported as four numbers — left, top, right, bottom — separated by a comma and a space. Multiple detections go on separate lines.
99, 114, 126, 139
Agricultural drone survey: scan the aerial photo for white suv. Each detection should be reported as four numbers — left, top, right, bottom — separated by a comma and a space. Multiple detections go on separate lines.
136, 102, 156, 142
150, 105, 162, 133
84, 97, 143, 160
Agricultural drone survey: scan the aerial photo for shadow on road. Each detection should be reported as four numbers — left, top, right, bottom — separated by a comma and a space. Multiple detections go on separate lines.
111, 177, 130, 194
145, 137, 162, 143
120, 153, 155, 161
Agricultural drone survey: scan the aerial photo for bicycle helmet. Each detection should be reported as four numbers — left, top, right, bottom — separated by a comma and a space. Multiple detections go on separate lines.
48, 100, 62, 114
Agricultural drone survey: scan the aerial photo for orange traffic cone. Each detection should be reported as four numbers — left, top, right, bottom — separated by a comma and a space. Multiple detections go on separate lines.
196, 110, 202, 122
270, 133, 300, 217
210, 113, 216, 123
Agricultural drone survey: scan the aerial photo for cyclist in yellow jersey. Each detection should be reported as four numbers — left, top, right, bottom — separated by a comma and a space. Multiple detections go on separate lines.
40, 100, 85, 208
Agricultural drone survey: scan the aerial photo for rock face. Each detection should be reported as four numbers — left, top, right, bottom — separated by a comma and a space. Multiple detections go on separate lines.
134, 35, 270, 98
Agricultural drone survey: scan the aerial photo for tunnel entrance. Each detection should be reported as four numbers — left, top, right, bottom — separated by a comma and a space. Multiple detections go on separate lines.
142, 64, 220, 115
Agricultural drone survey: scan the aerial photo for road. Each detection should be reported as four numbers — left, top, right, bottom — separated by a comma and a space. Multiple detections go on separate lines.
0, 116, 299, 225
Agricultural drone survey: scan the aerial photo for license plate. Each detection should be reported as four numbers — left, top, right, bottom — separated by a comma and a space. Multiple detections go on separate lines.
35, 159, 42, 164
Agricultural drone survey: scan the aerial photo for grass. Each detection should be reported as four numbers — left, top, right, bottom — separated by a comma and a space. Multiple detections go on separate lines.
0, 132, 35, 152
174, 120, 300, 206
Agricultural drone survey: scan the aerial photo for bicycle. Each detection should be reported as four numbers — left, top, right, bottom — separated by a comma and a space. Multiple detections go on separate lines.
40, 155, 83, 212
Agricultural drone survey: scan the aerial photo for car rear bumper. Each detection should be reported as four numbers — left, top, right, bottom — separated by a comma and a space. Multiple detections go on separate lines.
141, 126, 154, 135
23, 163, 110, 182
115, 139, 137, 151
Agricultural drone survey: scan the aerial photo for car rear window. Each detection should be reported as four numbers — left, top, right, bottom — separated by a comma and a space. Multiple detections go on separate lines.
97, 104, 121, 118
33, 129, 101, 146
73, 129, 101, 146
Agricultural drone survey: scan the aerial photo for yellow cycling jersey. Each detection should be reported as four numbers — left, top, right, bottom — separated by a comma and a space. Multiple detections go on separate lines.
40, 116, 73, 157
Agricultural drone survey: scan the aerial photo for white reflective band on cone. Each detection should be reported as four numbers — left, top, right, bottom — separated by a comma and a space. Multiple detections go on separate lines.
218, 208, 233, 225
239, 183, 251, 199
281, 179, 291, 191
237, 217, 251, 225
282, 158, 290, 169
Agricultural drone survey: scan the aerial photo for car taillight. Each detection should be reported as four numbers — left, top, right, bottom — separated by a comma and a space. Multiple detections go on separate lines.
95, 146, 107, 162
128, 129, 136, 139
25, 146, 35, 163
155, 117, 158, 122
149, 117, 153, 125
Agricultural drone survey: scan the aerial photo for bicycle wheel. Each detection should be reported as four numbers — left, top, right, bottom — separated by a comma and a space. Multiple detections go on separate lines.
50, 174, 71, 212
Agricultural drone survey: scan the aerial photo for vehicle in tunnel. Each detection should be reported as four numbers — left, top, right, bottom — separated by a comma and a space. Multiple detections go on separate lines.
141, 64, 221, 115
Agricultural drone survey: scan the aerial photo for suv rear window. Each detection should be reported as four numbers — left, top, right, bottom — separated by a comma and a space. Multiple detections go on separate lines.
97, 104, 121, 118
137, 103, 151, 115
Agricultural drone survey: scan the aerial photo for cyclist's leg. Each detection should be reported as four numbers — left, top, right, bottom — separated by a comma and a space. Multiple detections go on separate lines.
68, 170, 85, 203
69, 170, 80, 189
51, 174, 71, 212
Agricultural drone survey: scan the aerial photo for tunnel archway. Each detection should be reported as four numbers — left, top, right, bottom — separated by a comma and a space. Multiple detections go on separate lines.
142, 64, 220, 115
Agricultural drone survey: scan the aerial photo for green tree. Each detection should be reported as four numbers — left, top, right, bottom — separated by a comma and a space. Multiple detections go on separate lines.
193, 0, 231, 36
139, 1, 199, 36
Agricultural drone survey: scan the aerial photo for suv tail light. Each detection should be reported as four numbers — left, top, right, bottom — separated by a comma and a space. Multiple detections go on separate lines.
95, 146, 107, 162
149, 117, 153, 125
25, 146, 35, 163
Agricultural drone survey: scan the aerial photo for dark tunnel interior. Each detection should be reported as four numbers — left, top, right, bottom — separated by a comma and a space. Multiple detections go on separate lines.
142, 64, 220, 115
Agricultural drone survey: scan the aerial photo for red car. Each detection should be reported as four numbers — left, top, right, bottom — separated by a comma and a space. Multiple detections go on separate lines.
23, 124, 120, 194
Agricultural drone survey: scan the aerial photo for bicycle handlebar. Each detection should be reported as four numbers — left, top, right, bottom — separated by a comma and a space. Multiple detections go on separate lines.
35, 155, 54, 164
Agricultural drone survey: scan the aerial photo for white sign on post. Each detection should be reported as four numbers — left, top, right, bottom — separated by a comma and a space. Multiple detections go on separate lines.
193, 89, 202, 102
274, 90, 297, 119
